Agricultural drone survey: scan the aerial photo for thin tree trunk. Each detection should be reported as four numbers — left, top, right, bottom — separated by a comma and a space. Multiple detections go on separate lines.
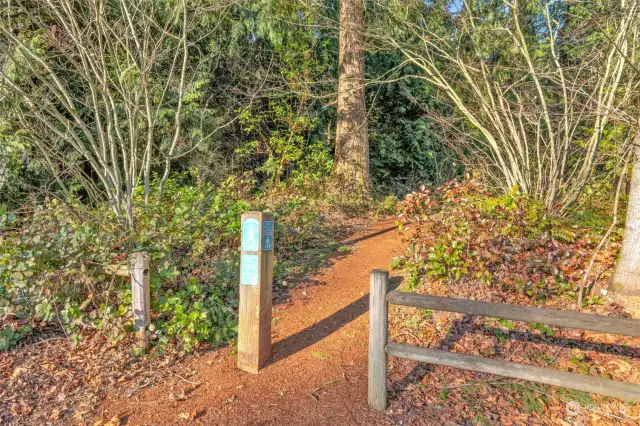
612, 142, 640, 295
334, 0, 370, 196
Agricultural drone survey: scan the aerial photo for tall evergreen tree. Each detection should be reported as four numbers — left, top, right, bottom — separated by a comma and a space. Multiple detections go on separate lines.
334, 0, 370, 196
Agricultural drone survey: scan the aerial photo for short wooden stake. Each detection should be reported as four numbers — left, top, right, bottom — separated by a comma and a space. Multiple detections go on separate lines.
368, 269, 389, 411
237, 212, 274, 373
131, 252, 151, 354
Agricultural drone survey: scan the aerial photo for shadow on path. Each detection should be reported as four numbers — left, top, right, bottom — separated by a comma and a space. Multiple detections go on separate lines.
273, 226, 398, 303
342, 226, 398, 246
271, 276, 403, 364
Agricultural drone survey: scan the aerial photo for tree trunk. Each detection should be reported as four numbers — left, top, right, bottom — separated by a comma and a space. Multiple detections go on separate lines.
334, 0, 370, 196
612, 143, 640, 295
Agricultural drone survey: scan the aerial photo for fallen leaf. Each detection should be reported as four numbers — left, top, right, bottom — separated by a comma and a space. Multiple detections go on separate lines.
312, 351, 328, 360
50, 408, 61, 420
11, 367, 26, 378
565, 400, 580, 417
178, 411, 196, 421
104, 415, 122, 426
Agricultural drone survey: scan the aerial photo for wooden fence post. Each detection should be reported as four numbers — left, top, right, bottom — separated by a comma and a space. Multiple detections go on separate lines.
369, 269, 389, 411
237, 212, 275, 373
131, 252, 151, 354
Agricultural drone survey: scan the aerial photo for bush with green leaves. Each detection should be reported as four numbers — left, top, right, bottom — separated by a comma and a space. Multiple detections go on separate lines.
366, 53, 461, 196
397, 178, 592, 302
0, 136, 54, 210
237, 101, 333, 189
425, 239, 469, 281
0, 326, 32, 351
0, 179, 243, 350
0, 177, 338, 352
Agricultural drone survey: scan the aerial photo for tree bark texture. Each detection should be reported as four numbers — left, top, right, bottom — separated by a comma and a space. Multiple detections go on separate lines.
613, 143, 640, 295
334, 0, 370, 195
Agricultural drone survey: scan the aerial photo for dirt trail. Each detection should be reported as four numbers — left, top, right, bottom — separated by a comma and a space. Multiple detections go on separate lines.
102, 219, 404, 425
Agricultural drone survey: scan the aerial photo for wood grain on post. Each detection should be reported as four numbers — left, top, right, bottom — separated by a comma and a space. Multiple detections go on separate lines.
386, 291, 640, 337
369, 270, 389, 411
387, 343, 640, 401
131, 252, 151, 353
237, 212, 274, 374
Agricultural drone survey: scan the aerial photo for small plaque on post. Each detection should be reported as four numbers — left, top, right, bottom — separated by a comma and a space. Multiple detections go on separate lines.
262, 220, 274, 251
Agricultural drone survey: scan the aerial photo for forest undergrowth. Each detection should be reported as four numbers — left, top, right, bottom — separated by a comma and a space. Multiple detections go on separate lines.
0, 176, 393, 424
387, 178, 639, 425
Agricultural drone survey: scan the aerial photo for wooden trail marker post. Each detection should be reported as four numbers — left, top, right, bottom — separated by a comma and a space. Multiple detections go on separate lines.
131, 252, 151, 354
238, 212, 275, 373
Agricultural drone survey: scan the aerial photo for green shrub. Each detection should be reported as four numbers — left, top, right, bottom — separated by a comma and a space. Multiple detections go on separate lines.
396, 178, 592, 301
0, 326, 32, 351
0, 180, 246, 350
0, 176, 341, 352
425, 239, 469, 280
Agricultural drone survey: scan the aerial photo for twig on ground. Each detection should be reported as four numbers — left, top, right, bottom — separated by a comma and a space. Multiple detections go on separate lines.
505, 340, 523, 361
438, 378, 508, 390
170, 371, 201, 385
25, 337, 66, 348
546, 343, 567, 367
309, 377, 343, 401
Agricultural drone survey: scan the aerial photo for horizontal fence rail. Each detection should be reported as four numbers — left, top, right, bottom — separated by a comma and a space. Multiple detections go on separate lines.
386, 343, 640, 402
386, 291, 640, 337
368, 271, 640, 411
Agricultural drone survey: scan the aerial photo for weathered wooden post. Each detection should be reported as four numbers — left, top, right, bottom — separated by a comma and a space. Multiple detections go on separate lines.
369, 269, 389, 411
131, 252, 151, 354
237, 212, 275, 373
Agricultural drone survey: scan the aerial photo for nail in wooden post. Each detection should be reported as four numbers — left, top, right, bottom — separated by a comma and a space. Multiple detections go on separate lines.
238, 212, 274, 373
131, 252, 151, 353
369, 269, 389, 411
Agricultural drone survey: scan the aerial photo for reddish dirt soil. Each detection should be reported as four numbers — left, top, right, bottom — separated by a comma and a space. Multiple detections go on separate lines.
100, 219, 404, 425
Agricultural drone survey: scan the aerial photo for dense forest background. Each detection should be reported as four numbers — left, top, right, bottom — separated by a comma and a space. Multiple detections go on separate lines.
0, 0, 457, 208
1, 0, 640, 352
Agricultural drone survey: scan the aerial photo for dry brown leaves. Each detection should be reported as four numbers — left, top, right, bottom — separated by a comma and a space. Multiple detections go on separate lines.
0, 329, 185, 425
388, 193, 640, 425
386, 276, 639, 420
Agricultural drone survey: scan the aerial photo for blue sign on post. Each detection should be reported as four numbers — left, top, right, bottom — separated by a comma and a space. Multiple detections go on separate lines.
242, 218, 260, 252
237, 212, 274, 373
262, 221, 274, 251
240, 254, 259, 286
